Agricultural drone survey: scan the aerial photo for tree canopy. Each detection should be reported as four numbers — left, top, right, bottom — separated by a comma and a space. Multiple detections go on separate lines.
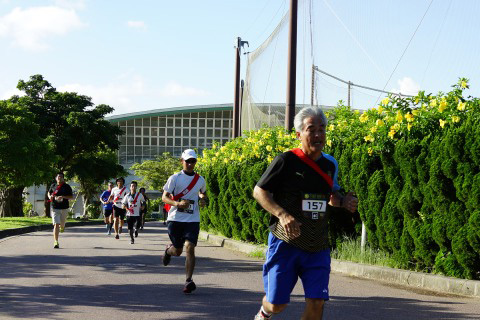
130, 153, 182, 191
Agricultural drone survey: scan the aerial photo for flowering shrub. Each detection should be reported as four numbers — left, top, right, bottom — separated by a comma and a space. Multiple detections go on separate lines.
198, 78, 480, 279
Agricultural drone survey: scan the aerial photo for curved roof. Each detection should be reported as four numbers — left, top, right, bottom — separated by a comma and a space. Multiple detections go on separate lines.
106, 103, 233, 122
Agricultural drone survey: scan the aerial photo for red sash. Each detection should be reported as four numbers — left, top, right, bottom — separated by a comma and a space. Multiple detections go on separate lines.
291, 148, 334, 190
114, 187, 126, 202
128, 192, 141, 214
164, 174, 200, 212
48, 183, 64, 202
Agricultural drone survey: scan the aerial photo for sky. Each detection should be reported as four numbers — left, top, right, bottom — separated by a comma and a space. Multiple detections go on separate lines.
1, 0, 480, 115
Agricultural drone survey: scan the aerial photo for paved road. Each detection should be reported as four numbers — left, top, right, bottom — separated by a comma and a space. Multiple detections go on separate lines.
0, 222, 479, 320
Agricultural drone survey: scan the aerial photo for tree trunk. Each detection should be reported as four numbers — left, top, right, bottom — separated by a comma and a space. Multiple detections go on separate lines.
82, 193, 89, 217
0, 186, 25, 217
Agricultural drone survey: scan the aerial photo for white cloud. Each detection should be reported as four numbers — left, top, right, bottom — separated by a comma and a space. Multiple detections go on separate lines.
53, 0, 86, 10
159, 81, 210, 97
127, 20, 147, 30
0, 6, 86, 51
391, 77, 420, 96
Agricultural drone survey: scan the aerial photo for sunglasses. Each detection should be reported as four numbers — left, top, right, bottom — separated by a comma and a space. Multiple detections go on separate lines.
185, 159, 197, 164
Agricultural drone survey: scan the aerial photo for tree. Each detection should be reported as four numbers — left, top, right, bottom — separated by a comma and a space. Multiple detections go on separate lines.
130, 153, 182, 191
71, 150, 127, 217
0, 100, 52, 217
3, 74, 122, 216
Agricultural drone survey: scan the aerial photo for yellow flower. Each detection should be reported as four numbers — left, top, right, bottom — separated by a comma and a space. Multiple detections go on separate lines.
377, 106, 384, 114
326, 139, 332, 147
407, 123, 413, 131
457, 101, 466, 111
359, 113, 368, 123
266, 145, 272, 152
414, 97, 419, 104
267, 155, 273, 162
388, 129, 396, 139
212, 157, 217, 162
438, 99, 447, 113
370, 126, 377, 133
412, 109, 419, 116
367, 147, 373, 156
439, 119, 446, 128
381, 97, 390, 106
430, 99, 437, 107
396, 111, 403, 122
328, 124, 335, 131
223, 158, 229, 163
405, 112, 414, 122
461, 80, 468, 89
354, 110, 360, 115
364, 135, 374, 142
452, 116, 460, 123
392, 123, 400, 130
376, 119, 384, 127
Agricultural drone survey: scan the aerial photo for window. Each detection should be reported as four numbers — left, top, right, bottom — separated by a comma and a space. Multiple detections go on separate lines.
175, 119, 182, 127
215, 129, 221, 137
223, 129, 230, 137
119, 146, 127, 156
159, 117, 166, 127
119, 155, 127, 164
223, 120, 229, 128
167, 138, 173, 146
191, 138, 197, 146
191, 112, 198, 119
175, 128, 181, 136
143, 137, 150, 145
135, 119, 142, 126
199, 128, 205, 136
215, 111, 223, 118
183, 138, 189, 146
191, 119, 197, 127
151, 117, 158, 127
206, 111, 214, 118
135, 146, 142, 155
198, 112, 206, 118
167, 128, 174, 136
207, 119, 213, 128
207, 129, 213, 137
135, 156, 143, 163
127, 120, 134, 126
183, 128, 189, 136
119, 127, 126, 135
159, 128, 165, 136
143, 118, 150, 127
199, 119, 205, 127
127, 127, 134, 135
135, 137, 142, 145
143, 127, 150, 136
167, 118, 174, 127
191, 128, 197, 136
119, 121, 126, 127
151, 138, 157, 146
151, 128, 158, 136
127, 146, 134, 155
158, 137, 166, 146
215, 120, 221, 128
127, 137, 134, 145
175, 138, 181, 146
135, 127, 142, 136
183, 119, 190, 127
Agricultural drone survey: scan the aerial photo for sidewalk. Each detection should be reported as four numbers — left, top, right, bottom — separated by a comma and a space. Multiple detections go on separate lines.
199, 231, 480, 299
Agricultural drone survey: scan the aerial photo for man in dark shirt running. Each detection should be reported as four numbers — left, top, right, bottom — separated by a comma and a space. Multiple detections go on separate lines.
253, 106, 358, 320
48, 173, 74, 249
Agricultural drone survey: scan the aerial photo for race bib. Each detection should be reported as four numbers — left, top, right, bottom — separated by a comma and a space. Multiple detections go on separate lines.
177, 199, 195, 214
302, 193, 328, 217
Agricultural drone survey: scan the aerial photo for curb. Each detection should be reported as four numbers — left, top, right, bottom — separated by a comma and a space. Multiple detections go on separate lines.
0, 220, 104, 240
199, 231, 480, 299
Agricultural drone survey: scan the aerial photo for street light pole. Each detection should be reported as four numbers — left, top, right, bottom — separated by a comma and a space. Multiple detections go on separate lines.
233, 37, 248, 139
285, 0, 298, 131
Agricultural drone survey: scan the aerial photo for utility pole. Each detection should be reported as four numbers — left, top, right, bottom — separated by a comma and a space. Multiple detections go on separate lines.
233, 37, 248, 139
285, 0, 298, 131
347, 81, 352, 107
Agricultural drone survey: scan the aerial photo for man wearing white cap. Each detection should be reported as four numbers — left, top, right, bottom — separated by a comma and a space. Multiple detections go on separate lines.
162, 149, 207, 294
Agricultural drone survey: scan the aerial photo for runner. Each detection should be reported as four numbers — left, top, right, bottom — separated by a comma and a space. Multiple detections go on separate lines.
139, 187, 149, 230
100, 182, 114, 235
161, 149, 207, 294
47, 173, 74, 249
108, 177, 128, 240
253, 106, 358, 320
122, 181, 145, 244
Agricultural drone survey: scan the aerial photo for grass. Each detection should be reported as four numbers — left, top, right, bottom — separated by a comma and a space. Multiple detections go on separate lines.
248, 249, 267, 259
0, 217, 102, 231
331, 236, 403, 269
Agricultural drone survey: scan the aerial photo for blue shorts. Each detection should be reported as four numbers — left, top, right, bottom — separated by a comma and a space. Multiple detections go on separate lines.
263, 233, 331, 304
167, 221, 200, 248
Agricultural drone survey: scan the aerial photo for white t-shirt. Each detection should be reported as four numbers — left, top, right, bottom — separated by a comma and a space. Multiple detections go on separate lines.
122, 192, 145, 217
111, 186, 129, 208
163, 171, 207, 222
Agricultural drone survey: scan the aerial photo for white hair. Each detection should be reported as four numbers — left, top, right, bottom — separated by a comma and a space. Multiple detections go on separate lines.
294, 106, 328, 132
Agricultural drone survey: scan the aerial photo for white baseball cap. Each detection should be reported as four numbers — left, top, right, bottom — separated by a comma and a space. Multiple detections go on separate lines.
181, 149, 197, 160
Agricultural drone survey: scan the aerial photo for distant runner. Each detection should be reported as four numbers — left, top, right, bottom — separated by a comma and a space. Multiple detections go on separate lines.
122, 181, 145, 244
108, 177, 128, 240
100, 182, 115, 235
162, 149, 207, 294
48, 172, 73, 249
139, 187, 149, 230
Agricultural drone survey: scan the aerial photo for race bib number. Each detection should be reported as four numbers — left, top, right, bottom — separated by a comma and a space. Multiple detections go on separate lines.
177, 199, 195, 214
302, 193, 328, 213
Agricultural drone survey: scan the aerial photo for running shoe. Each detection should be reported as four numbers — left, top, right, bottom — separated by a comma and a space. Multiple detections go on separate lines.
183, 280, 196, 294
254, 310, 273, 319
54, 241, 59, 249
115, 234, 119, 240
130, 238, 134, 244
134, 230, 138, 238
162, 244, 173, 266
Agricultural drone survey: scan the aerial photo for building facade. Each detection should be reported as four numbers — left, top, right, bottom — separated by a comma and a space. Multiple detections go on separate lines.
106, 104, 233, 166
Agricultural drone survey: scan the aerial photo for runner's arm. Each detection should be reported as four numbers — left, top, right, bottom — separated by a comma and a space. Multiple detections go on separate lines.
253, 185, 301, 239
162, 191, 189, 209
330, 191, 358, 213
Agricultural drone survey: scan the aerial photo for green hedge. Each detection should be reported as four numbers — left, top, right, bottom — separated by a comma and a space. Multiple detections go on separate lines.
198, 79, 480, 279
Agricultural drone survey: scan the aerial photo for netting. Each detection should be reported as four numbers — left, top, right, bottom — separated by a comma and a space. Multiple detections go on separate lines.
242, 0, 480, 132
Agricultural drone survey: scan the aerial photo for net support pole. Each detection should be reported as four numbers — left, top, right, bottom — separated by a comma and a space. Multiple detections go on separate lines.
347, 81, 352, 107
310, 64, 315, 106
233, 37, 241, 139
285, 0, 298, 131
